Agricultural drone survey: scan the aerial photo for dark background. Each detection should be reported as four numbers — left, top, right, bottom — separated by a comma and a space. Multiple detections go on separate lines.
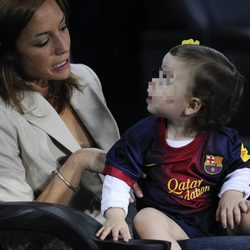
68, 0, 250, 138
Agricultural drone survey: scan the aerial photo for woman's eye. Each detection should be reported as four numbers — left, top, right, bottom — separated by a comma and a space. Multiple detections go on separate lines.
36, 38, 49, 47
60, 24, 67, 32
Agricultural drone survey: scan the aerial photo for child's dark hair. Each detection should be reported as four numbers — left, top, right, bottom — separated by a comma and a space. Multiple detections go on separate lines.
170, 44, 245, 131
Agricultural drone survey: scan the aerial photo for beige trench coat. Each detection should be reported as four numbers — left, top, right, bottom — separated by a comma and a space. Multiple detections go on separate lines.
0, 64, 120, 221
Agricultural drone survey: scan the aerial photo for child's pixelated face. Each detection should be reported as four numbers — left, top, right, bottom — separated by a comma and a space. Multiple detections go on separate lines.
147, 52, 192, 120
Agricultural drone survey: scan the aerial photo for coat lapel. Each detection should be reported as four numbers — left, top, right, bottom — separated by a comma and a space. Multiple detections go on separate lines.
21, 91, 81, 153
20, 82, 119, 153
70, 84, 120, 151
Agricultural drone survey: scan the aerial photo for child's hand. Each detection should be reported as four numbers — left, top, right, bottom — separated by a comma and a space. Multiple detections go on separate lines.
216, 190, 249, 229
96, 208, 131, 242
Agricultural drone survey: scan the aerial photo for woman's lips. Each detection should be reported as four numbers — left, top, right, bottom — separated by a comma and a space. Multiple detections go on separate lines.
51, 58, 70, 71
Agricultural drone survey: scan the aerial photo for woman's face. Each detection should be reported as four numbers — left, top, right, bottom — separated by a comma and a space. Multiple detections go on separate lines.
15, 0, 71, 85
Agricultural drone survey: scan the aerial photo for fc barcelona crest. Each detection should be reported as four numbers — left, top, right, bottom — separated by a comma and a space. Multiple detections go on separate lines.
204, 155, 223, 175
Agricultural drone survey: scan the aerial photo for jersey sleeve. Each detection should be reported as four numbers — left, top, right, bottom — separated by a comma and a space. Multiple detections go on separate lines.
219, 132, 250, 198
103, 128, 145, 187
219, 167, 250, 198
101, 175, 131, 216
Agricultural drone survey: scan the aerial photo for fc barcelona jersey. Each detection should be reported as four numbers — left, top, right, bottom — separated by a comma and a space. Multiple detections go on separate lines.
104, 115, 250, 236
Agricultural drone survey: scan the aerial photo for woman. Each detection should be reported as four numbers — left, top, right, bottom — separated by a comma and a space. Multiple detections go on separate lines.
0, 0, 120, 223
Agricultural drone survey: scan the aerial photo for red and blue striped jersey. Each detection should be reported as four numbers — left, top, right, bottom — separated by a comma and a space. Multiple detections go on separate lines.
104, 115, 250, 236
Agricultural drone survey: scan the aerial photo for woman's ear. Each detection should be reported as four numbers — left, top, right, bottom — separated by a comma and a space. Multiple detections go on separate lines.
185, 97, 202, 116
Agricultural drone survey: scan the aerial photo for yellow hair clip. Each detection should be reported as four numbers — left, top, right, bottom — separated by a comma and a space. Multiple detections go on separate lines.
181, 39, 200, 45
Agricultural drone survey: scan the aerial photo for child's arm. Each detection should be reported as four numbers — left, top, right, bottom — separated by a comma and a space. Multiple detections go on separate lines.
216, 190, 249, 229
216, 168, 250, 229
218, 168, 250, 199
97, 175, 131, 241
96, 207, 131, 242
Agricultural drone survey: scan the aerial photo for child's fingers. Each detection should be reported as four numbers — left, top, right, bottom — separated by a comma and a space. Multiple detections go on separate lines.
96, 225, 112, 240
218, 208, 228, 228
232, 206, 241, 227
239, 200, 248, 213
112, 227, 120, 241
120, 227, 131, 242
215, 207, 221, 221
112, 226, 131, 242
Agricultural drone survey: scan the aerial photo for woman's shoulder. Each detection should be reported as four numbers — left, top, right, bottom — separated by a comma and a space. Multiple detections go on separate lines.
0, 99, 12, 115
70, 63, 94, 76
0, 100, 20, 130
70, 63, 104, 101
70, 63, 101, 87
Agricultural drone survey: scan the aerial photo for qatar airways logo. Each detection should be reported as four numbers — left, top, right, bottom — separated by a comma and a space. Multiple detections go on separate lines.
167, 178, 210, 200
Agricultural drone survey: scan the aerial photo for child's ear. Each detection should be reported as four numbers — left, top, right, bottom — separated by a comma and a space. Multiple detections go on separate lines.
185, 97, 202, 116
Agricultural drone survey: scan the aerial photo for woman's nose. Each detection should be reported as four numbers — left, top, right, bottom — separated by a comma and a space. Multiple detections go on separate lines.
55, 34, 69, 55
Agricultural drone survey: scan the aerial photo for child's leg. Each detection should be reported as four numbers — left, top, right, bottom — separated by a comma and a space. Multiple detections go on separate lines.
133, 207, 189, 250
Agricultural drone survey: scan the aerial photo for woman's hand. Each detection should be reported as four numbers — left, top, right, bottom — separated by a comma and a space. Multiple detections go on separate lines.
129, 173, 146, 202
129, 183, 143, 203
67, 148, 107, 174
